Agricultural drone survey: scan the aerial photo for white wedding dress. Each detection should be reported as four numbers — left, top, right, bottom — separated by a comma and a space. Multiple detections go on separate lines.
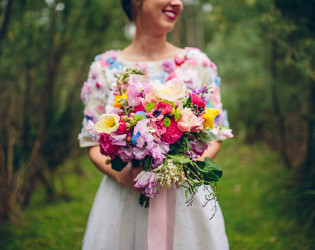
78, 48, 232, 250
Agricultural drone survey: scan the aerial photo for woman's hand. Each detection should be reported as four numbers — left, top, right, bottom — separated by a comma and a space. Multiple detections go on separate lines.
115, 164, 143, 193
88, 146, 143, 193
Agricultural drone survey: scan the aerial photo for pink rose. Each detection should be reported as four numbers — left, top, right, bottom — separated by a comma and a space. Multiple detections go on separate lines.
161, 118, 183, 144
177, 108, 204, 132
190, 93, 206, 108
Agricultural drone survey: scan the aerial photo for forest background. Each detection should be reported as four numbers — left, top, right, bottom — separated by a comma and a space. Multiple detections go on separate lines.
0, 0, 314, 249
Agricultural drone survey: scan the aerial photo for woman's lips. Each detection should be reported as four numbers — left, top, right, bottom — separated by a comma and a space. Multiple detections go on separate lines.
163, 10, 176, 20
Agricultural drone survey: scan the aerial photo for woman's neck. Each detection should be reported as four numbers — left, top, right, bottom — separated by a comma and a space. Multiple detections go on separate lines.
120, 27, 182, 62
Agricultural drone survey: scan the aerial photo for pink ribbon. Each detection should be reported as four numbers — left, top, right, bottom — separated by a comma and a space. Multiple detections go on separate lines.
147, 184, 176, 250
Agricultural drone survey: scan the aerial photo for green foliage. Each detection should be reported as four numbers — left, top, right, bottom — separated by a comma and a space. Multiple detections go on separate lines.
193, 157, 222, 182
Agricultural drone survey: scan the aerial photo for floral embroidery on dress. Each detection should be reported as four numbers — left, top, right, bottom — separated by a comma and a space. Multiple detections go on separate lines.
78, 47, 233, 147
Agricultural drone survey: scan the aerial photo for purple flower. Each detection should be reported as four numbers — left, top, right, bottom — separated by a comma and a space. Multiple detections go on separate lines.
110, 133, 127, 146
148, 142, 169, 168
118, 146, 134, 162
133, 119, 155, 148
190, 139, 209, 156
162, 59, 176, 73
134, 171, 158, 198
133, 147, 149, 160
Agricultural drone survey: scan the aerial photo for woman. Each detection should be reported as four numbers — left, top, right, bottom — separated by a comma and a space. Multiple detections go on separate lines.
78, 0, 233, 249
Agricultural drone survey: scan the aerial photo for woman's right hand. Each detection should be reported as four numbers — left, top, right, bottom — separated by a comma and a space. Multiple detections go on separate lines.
114, 164, 143, 193
88, 146, 143, 193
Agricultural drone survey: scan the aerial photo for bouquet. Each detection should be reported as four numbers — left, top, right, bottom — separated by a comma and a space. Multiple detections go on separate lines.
87, 68, 223, 209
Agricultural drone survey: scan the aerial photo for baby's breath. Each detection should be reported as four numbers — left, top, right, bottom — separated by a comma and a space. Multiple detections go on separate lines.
154, 159, 187, 188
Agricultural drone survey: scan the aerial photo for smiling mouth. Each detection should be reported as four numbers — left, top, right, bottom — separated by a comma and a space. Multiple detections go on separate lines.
163, 10, 176, 20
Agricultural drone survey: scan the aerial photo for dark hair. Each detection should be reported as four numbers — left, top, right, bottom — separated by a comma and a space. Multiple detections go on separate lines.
120, 0, 134, 21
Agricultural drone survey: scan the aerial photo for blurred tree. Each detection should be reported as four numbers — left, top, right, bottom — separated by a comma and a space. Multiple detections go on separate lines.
0, 0, 128, 221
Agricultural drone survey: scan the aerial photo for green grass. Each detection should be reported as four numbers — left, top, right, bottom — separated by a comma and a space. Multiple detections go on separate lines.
0, 140, 314, 249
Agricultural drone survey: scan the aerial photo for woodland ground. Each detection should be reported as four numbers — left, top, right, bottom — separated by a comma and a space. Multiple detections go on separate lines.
0, 139, 314, 249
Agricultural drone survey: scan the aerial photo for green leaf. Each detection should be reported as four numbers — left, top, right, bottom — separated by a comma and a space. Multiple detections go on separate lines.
191, 157, 222, 182
167, 154, 192, 164
199, 129, 217, 142
111, 157, 128, 171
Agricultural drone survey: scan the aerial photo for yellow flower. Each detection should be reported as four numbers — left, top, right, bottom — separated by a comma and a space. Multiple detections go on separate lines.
202, 108, 219, 129
113, 93, 128, 108
95, 114, 120, 134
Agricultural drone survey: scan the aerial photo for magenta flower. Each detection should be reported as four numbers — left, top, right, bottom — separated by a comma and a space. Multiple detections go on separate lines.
190, 93, 206, 108
99, 133, 119, 159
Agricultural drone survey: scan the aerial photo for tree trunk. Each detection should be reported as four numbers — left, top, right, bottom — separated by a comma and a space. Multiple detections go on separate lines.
270, 39, 291, 168
303, 78, 315, 176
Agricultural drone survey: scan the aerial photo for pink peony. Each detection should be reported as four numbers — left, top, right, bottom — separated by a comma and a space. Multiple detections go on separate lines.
190, 93, 206, 108
177, 108, 204, 132
161, 118, 183, 144
99, 133, 119, 159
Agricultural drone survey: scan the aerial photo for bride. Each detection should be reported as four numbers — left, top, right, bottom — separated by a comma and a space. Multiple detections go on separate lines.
78, 0, 233, 249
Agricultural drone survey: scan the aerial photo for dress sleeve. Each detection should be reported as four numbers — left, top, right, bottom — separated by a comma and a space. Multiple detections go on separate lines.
78, 55, 110, 147
199, 53, 233, 141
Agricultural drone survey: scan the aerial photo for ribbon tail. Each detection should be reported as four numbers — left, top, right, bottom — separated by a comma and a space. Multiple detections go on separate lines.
147, 184, 176, 250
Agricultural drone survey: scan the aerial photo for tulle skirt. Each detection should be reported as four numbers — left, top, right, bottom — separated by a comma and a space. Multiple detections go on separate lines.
82, 176, 229, 250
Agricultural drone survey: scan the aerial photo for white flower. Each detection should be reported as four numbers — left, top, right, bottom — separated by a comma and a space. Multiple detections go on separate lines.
94, 114, 120, 134
151, 78, 186, 102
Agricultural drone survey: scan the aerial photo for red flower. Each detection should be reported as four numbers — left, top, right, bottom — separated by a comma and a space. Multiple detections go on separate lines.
148, 102, 173, 121
154, 102, 173, 115
99, 133, 119, 159
190, 93, 206, 108
116, 120, 131, 134
161, 118, 183, 144
134, 104, 146, 113
174, 55, 186, 66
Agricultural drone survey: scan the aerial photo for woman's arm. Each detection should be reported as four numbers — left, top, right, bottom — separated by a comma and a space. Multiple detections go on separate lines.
88, 146, 142, 192
199, 140, 222, 161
